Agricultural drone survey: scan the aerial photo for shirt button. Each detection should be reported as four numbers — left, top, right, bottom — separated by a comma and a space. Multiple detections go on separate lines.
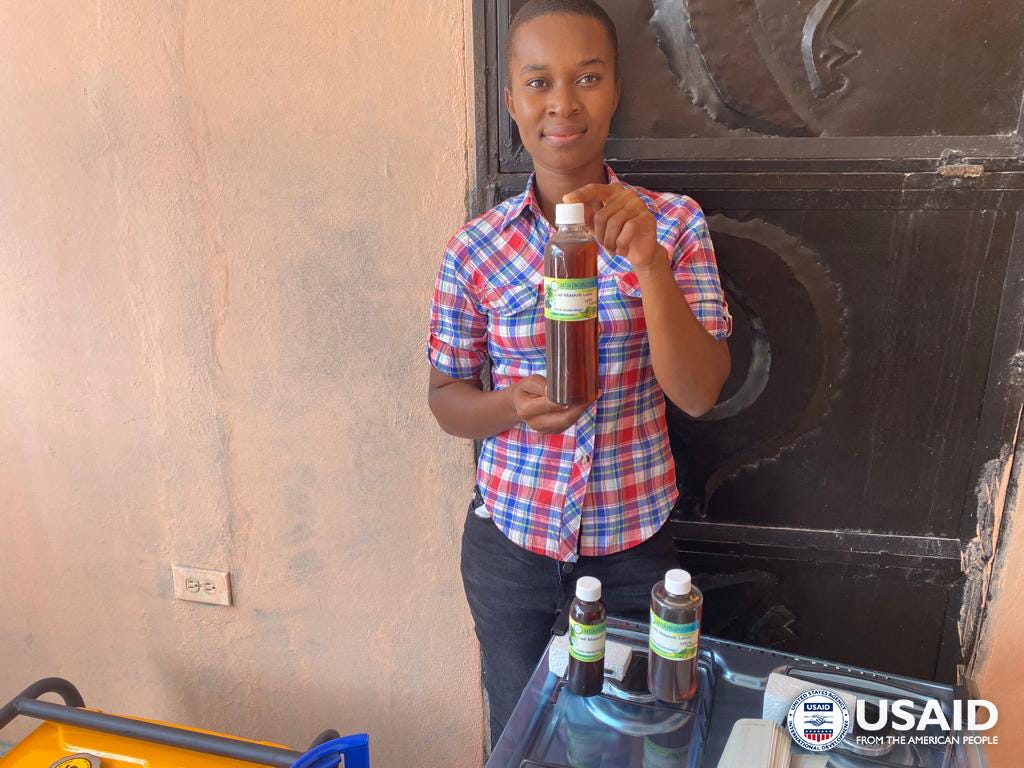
561, 562, 575, 574
579, 455, 591, 467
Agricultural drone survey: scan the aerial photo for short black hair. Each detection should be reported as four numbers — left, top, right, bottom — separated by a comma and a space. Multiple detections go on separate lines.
505, 0, 618, 80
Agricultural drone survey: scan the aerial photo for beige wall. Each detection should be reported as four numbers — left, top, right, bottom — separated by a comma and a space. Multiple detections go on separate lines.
974, 474, 1024, 767
0, 2, 482, 765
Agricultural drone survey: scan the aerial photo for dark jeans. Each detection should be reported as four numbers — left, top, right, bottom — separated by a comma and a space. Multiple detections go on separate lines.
459, 503, 681, 749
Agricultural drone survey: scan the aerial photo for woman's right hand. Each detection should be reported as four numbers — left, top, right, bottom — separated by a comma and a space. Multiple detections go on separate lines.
510, 375, 594, 434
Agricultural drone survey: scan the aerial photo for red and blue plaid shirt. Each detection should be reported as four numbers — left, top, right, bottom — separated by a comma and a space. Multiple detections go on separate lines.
428, 165, 731, 561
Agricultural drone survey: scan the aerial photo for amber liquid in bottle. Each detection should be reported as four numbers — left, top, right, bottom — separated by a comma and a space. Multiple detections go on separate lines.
567, 576, 606, 697
648, 569, 703, 703
544, 209, 598, 406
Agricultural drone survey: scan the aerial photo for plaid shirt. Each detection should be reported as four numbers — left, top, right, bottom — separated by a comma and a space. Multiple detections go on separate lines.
428, 165, 731, 561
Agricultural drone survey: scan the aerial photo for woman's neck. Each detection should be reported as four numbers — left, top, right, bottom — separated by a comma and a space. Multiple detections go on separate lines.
532, 159, 607, 225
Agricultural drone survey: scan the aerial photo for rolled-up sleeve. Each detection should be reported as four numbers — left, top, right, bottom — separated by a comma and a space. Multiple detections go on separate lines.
427, 241, 487, 380
671, 199, 732, 341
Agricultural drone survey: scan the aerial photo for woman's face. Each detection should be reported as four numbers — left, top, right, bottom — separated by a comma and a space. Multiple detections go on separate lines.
504, 14, 620, 174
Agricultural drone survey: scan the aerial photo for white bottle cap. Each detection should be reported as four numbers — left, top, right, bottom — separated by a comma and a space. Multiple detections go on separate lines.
576, 576, 601, 602
555, 202, 585, 225
665, 569, 691, 596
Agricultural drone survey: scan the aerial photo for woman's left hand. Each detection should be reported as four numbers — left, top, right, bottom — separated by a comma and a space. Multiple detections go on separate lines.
563, 183, 665, 272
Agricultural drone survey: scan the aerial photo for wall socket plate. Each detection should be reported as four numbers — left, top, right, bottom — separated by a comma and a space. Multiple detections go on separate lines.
172, 565, 232, 606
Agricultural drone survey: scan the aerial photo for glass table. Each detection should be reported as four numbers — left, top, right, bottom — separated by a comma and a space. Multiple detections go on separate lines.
486, 617, 988, 768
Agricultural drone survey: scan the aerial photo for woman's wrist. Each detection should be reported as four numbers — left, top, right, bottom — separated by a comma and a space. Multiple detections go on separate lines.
631, 248, 673, 284
499, 385, 522, 426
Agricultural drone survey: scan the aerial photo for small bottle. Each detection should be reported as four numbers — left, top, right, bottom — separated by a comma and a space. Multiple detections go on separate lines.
544, 202, 599, 406
648, 569, 702, 703
567, 576, 606, 697
642, 714, 695, 767
563, 693, 605, 768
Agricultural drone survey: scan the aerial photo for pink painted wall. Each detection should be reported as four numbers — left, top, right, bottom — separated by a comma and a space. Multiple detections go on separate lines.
0, 2, 482, 765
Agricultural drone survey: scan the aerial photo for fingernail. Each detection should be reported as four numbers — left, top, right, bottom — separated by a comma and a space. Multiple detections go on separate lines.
563, 194, 577, 203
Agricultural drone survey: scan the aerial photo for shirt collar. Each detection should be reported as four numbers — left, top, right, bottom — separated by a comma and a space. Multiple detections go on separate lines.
500, 163, 620, 231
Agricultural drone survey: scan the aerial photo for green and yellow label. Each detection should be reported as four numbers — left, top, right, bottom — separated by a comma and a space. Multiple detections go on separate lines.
649, 611, 699, 661
544, 277, 597, 321
569, 617, 606, 662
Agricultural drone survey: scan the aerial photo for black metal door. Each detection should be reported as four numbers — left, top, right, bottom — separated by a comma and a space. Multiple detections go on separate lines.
472, 0, 1024, 683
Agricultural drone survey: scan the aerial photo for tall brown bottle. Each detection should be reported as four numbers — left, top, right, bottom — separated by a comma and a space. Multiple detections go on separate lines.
545, 203, 598, 406
648, 569, 702, 703
567, 576, 606, 697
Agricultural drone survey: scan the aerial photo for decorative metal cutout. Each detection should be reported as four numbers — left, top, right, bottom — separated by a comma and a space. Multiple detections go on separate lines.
670, 215, 847, 517
652, 0, 862, 135
802, 0, 861, 98
651, 0, 813, 135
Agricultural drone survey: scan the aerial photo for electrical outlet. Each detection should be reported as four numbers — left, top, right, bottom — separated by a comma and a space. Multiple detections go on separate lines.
172, 565, 232, 606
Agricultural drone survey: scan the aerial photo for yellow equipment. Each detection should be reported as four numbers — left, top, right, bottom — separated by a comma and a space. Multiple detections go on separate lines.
0, 678, 340, 768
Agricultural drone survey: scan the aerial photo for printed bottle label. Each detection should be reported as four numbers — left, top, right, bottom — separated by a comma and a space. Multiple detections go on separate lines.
649, 611, 699, 661
569, 617, 606, 662
643, 737, 690, 768
567, 729, 603, 768
544, 276, 598, 321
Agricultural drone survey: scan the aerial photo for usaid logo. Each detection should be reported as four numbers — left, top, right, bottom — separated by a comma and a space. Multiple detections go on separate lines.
787, 689, 851, 752
857, 699, 997, 732
788, 694, 1000, 752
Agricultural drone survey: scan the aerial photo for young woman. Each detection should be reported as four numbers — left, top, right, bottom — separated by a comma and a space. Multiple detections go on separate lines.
426, 0, 732, 746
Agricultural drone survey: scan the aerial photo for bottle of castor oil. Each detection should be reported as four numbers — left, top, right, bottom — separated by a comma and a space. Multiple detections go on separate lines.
567, 576, 606, 697
648, 569, 702, 703
544, 202, 598, 406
